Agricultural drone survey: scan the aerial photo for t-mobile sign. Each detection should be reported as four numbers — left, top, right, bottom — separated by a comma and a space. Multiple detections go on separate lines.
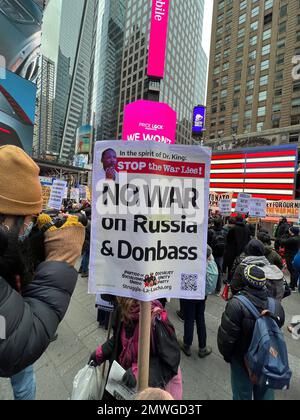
122, 100, 176, 144
147, 0, 170, 79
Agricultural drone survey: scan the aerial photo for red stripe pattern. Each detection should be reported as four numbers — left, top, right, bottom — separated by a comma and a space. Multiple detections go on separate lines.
210, 146, 298, 201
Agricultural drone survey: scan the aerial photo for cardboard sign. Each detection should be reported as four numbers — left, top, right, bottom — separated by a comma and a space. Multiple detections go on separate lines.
48, 180, 67, 210
89, 141, 211, 301
218, 199, 232, 216
249, 198, 267, 218
235, 193, 252, 214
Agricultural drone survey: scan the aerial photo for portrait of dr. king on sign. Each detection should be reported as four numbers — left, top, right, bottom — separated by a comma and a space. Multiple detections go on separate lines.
89, 141, 211, 302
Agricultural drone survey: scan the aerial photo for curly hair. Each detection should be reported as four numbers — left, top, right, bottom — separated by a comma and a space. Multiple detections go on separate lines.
116, 297, 139, 323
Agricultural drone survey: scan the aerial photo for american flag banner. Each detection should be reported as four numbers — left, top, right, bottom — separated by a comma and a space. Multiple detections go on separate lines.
210, 145, 298, 207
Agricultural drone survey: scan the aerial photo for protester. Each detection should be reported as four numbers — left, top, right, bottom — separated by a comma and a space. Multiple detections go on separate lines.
274, 217, 290, 251
293, 248, 300, 293
284, 226, 300, 291
180, 246, 215, 359
223, 216, 250, 283
89, 297, 182, 400
211, 218, 226, 294
0, 145, 85, 399
218, 265, 285, 400
257, 232, 284, 270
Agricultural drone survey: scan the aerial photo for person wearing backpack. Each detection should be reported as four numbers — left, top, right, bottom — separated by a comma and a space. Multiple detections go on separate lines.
218, 265, 289, 400
212, 218, 226, 294
180, 246, 215, 358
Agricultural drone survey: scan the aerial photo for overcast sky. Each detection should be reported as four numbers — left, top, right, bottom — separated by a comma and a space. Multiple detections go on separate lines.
202, 0, 214, 58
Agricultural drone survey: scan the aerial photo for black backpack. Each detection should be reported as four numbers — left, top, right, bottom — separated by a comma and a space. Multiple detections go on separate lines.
212, 232, 226, 257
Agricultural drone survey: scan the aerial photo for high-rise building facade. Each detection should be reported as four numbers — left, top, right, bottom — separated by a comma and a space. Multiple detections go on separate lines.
33, 55, 55, 157
90, 0, 126, 142
206, 0, 300, 150
116, 0, 208, 144
59, 0, 95, 163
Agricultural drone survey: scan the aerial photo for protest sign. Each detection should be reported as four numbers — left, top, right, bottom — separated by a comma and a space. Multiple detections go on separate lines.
209, 191, 233, 211
70, 187, 80, 203
48, 180, 67, 210
40, 176, 53, 210
218, 199, 232, 217
89, 141, 211, 301
266, 200, 300, 219
249, 198, 267, 218
79, 185, 87, 200
235, 193, 252, 214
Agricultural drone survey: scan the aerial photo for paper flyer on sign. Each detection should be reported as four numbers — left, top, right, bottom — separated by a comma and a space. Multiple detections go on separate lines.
48, 180, 67, 210
218, 199, 232, 217
249, 198, 267, 218
105, 361, 136, 400
89, 141, 211, 301
235, 193, 252, 214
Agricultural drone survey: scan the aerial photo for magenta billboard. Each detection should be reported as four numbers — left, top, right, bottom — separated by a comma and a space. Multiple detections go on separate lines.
122, 100, 176, 144
147, 0, 170, 79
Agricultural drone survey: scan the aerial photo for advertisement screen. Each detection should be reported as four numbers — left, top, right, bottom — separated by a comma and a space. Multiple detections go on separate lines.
0, 69, 36, 154
192, 106, 206, 134
76, 124, 92, 155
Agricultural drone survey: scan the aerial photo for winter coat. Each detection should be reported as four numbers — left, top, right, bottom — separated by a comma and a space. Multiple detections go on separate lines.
218, 287, 285, 365
275, 222, 290, 239
0, 261, 77, 377
223, 222, 250, 266
95, 302, 181, 394
284, 236, 300, 260
82, 220, 91, 253
293, 250, 300, 289
264, 246, 283, 270
231, 255, 270, 293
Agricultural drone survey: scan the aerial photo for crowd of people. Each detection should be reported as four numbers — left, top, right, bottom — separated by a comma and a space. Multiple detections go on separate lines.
0, 144, 299, 401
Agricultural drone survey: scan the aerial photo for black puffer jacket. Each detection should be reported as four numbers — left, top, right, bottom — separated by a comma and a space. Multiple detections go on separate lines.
218, 287, 285, 365
0, 261, 77, 377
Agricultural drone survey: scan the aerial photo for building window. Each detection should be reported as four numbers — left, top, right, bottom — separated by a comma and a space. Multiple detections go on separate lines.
276, 54, 285, 65
262, 44, 271, 55
240, 0, 247, 10
248, 65, 256, 75
235, 70, 242, 80
251, 21, 258, 31
259, 91, 267, 101
297, 31, 300, 42
275, 70, 283, 80
234, 84, 241, 93
221, 89, 227, 98
264, 12, 273, 25
272, 119, 280, 128
250, 35, 257, 45
293, 81, 300, 92
280, 5, 288, 17
277, 39, 286, 49
252, 6, 259, 17
275, 88, 282, 97
222, 75, 228, 85
220, 103, 226, 112
224, 48, 230, 58
265, 0, 273, 10
257, 122, 264, 131
238, 27, 245, 38
245, 95, 253, 105
258, 106, 266, 116
233, 98, 239, 107
239, 13, 246, 24
272, 103, 281, 112
289, 133, 299, 143
292, 98, 300, 108
232, 113, 239, 122
261, 60, 269, 70
247, 79, 254, 90
279, 21, 286, 34
245, 110, 252, 119
249, 50, 256, 61
291, 115, 300, 125
263, 29, 272, 40
223, 62, 229, 71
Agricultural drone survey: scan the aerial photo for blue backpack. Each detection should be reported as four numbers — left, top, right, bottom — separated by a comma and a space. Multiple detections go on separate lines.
236, 295, 292, 390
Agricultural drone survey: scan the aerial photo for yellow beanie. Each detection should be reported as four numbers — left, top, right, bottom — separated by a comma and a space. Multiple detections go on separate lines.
0, 145, 42, 215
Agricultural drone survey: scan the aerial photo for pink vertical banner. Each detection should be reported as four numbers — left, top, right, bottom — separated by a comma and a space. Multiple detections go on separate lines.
147, 0, 170, 79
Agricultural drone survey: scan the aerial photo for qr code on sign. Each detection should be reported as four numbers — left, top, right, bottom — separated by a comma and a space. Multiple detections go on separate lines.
181, 273, 198, 292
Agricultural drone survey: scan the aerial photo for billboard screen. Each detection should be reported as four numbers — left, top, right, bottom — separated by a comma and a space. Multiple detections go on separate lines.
122, 100, 176, 144
76, 124, 92, 155
0, 69, 36, 154
147, 0, 170, 79
192, 105, 206, 134
210, 145, 298, 208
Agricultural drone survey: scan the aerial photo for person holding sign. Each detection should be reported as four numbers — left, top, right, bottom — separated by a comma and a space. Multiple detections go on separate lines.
0, 146, 85, 398
89, 297, 182, 399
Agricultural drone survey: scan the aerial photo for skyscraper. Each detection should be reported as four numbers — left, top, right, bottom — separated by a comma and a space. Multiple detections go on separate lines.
33, 55, 55, 157
90, 0, 126, 142
206, 0, 300, 150
117, 0, 208, 144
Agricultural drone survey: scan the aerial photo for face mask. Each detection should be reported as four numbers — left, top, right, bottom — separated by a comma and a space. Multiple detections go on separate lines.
18, 222, 34, 243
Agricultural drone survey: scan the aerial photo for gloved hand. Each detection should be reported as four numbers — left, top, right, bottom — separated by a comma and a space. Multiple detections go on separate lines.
88, 350, 99, 367
38, 214, 85, 267
122, 368, 137, 388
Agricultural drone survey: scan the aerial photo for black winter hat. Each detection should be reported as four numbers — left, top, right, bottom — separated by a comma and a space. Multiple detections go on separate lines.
243, 265, 266, 289
245, 239, 265, 257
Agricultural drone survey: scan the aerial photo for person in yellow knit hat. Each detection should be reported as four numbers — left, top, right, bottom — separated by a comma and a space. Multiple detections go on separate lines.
0, 145, 85, 399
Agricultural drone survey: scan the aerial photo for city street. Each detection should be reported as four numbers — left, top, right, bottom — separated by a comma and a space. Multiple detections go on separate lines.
1, 272, 299, 400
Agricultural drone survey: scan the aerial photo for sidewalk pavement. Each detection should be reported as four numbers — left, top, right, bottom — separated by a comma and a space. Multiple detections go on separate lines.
1, 274, 300, 400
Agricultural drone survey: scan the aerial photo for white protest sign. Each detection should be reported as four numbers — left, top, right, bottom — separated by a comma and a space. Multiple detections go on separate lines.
89, 141, 211, 301
249, 198, 267, 218
79, 185, 87, 200
48, 180, 67, 210
218, 199, 232, 216
235, 193, 252, 214
70, 187, 80, 202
